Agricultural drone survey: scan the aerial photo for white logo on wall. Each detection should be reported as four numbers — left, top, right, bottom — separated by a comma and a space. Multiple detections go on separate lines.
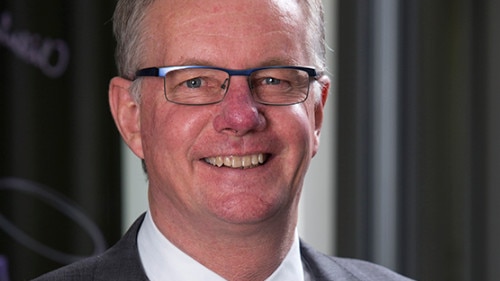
0, 11, 70, 78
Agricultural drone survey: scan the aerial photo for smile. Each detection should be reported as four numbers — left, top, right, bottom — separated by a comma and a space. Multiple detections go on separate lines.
203, 154, 268, 169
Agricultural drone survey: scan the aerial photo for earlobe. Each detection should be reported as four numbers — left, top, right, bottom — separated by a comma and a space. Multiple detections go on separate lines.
108, 77, 144, 159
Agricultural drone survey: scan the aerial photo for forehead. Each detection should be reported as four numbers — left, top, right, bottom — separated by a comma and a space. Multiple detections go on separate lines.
141, 0, 308, 66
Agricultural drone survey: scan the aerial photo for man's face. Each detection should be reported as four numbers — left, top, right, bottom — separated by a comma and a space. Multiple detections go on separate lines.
128, 0, 328, 227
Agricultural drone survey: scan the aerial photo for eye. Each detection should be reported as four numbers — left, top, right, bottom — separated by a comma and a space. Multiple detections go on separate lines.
254, 76, 291, 90
263, 77, 282, 85
185, 78, 203, 88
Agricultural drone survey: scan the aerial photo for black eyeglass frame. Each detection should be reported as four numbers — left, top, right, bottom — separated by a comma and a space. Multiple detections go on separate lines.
134, 65, 319, 106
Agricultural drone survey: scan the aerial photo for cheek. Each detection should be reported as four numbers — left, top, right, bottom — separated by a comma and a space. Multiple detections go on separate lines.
287, 104, 318, 149
141, 102, 211, 166
138, 97, 179, 165
268, 105, 317, 185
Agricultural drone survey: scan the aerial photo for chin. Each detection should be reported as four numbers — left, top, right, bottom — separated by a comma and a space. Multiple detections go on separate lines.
209, 195, 284, 225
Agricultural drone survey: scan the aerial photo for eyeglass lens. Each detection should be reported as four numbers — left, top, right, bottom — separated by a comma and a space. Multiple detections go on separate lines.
163, 67, 311, 105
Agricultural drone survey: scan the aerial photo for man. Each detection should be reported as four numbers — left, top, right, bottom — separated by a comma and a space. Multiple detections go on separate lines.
34, 0, 413, 280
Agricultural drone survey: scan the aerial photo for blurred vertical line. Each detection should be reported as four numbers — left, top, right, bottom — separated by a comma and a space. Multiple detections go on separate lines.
336, 0, 376, 260
469, 0, 487, 280
485, 0, 500, 280
371, 0, 400, 270
397, 0, 420, 278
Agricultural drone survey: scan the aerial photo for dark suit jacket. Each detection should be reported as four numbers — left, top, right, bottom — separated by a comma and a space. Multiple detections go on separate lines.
33, 215, 413, 281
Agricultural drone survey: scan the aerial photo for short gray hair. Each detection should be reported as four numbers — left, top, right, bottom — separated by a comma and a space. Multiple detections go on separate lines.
113, 0, 154, 79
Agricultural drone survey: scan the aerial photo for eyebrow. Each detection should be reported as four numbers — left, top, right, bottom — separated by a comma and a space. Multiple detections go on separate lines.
166, 57, 301, 69
258, 58, 301, 67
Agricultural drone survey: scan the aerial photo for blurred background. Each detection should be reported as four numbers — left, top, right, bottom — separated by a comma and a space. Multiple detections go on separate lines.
0, 0, 498, 280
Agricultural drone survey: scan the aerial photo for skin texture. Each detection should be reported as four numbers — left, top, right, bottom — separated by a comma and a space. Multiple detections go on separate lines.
109, 0, 330, 280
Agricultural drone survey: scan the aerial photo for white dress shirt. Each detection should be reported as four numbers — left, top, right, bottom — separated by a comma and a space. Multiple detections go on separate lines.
138, 211, 305, 281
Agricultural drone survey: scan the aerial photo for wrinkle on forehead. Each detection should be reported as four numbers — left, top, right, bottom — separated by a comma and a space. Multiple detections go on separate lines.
142, 0, 307, 66
157, 0, 304, 34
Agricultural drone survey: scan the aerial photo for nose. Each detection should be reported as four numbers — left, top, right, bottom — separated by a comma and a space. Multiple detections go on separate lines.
213, 76, 266, 136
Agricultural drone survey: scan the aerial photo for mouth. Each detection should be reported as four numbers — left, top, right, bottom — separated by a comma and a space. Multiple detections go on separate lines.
203, 153, 269, 169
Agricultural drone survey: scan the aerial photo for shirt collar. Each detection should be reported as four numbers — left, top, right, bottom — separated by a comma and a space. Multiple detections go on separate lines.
137, 211, 304, 281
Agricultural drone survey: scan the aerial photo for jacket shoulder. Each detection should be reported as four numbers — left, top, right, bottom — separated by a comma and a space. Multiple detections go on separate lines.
32, 255, 102, 281
32, 215, 148, 281
300, 242, 415, 281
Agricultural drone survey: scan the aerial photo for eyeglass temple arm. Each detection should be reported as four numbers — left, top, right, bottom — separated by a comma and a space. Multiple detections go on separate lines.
135, 67, 160, 78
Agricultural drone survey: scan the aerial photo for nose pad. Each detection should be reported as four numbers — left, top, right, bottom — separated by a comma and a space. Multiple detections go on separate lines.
213, 77, 266, 135
220, 78, 230, 91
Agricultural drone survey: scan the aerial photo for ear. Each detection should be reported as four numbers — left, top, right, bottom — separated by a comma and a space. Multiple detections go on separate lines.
312, 75, 330, 157
109, 77, 144, 159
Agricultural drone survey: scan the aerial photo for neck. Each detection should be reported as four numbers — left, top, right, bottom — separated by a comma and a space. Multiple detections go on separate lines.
149, 201, 298, 281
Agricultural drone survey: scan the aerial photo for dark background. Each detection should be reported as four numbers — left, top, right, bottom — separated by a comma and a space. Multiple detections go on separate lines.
336, 0, 500, 280
0, 1, 121, 280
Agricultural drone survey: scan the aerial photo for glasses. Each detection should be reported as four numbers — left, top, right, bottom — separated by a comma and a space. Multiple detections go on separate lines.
135, 65, 318, 106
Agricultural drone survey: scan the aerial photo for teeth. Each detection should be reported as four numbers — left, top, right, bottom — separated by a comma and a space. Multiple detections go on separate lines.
204, 154, 266, 169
